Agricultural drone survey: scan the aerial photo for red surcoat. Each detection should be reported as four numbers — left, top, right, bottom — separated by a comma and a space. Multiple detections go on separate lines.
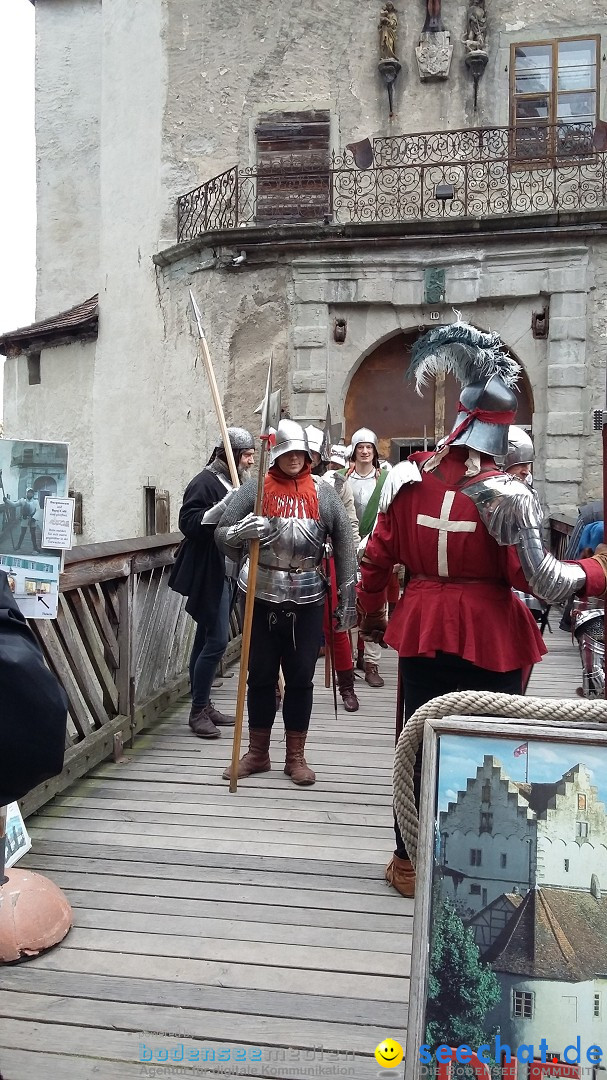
358, 449, 603, 673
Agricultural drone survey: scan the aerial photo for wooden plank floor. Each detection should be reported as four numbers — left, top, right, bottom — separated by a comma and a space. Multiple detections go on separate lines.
0, 628, 581, 1079
0, 651, 408, 1080
527, 623, 581, 699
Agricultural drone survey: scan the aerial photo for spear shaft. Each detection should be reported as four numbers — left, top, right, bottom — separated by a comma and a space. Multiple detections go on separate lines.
189, 290, 239, 489
228, 435, 269, 793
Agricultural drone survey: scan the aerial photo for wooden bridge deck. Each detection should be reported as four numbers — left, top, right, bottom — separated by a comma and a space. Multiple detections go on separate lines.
0, 628, 581, 1079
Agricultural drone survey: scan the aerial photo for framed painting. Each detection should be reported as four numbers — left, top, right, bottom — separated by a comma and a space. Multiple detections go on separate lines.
406, 717, 607, 1080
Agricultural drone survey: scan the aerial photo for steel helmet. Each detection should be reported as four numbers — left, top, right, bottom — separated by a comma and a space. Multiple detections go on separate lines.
502, 426, 534, 470
210, 426, 254, 465
330, 444, 347, 467
304, 425, 324, 457
349, 428, 380, 467
448, 375, 518, 459
269, 419, 311, 466
409, 320, 520, 462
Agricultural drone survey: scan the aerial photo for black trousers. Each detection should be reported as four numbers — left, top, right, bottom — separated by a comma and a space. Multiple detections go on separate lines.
248, 600, 325, 733
394, 652, 523, 859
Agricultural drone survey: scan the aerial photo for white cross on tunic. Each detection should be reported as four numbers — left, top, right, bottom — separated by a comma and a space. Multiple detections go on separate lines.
416, 490, 477, 577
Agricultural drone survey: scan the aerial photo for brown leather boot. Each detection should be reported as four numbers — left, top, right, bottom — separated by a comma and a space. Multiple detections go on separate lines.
336, 669, 359, 712
206, 700, 235, 726
364, 662, 384, 688
222, 728, 272, 779
284, 731, 316, 786
189, 704, 221, 739
385, 854, 416, 898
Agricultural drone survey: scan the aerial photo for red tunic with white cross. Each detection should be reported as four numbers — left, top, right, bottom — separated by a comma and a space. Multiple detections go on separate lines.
359, 448, 566, 672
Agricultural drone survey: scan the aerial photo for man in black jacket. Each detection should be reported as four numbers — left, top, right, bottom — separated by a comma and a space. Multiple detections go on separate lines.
0, 571, 68, 813
169, 428, 255, 738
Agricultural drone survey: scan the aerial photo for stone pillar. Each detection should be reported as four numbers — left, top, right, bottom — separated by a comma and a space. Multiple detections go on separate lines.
544, 267, 589, 515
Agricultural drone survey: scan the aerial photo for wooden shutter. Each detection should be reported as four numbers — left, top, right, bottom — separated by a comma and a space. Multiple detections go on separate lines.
155, 490, 171, 535
255, 110, 330, 224
68, 489, 83, 535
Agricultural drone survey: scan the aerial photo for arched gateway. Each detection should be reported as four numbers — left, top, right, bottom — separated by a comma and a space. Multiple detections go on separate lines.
344, 329, 533, 462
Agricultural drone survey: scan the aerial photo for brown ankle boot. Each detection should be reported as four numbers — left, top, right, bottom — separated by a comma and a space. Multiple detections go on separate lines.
284, 731, 316, 786
206, 700, 235, 726
385, 854, 416, 898
222, 728, 272, 779
364, 662, 384, 688
189, 704, 221, 739
336, 669, 359, 712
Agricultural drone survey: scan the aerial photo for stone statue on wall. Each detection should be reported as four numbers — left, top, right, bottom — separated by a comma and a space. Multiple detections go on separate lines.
423, 0, 444, 34
416, 0, 452, 81
379, 2, 398, 60
463, 0, 488, 54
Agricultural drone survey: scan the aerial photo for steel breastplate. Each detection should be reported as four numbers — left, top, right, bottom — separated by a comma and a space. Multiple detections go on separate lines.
237, 517, 328, 603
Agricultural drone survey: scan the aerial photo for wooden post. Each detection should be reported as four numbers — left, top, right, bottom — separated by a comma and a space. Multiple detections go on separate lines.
189, 290, 240, 489
228, 440, 268, 793
117, 571, 135, 725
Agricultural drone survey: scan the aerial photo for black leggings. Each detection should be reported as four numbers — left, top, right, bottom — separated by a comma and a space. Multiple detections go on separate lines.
247, 600, 325, 733
394, 652, 523, 859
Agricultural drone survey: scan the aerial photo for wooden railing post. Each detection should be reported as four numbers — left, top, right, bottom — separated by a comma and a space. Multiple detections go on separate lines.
116, 569, 135, 727
16, 533, 238, 817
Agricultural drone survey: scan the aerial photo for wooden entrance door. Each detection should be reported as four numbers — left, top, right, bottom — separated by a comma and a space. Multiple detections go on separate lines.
344, 331, 533, 463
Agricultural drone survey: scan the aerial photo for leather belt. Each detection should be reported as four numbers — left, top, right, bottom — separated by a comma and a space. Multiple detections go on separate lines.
258, 562, 321, 575
410, 574, 504, 586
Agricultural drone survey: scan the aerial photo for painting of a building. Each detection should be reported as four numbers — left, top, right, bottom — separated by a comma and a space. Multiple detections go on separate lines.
483, 883, 607, 1057
438, 756, 607, 918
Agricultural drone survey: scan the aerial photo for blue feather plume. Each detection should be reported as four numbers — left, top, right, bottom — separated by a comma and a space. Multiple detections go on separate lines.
408, 319, 521, 396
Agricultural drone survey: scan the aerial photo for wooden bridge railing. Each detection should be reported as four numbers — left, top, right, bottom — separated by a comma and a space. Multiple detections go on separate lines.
20, 534, 240, 818
549, 514, 575, 561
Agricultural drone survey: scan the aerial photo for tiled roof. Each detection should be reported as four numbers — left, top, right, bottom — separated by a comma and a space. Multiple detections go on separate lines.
0, 295, 99, 355
484, 886, 607, 981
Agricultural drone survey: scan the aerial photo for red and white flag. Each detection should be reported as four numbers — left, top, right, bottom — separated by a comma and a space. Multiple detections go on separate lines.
514, 742, 528, 757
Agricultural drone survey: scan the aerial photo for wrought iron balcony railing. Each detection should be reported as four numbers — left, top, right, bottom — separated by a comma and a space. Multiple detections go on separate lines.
177, 123, 607, 242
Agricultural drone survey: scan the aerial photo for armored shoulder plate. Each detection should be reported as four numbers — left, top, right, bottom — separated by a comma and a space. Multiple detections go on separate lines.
460, 473, 543, 545
461, 473, 585, 603
378, 460, 423, 514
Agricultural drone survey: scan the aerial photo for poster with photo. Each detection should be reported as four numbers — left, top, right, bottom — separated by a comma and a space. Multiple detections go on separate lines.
0, 438, 68, 618
3, 802, 32, 869
0, 551, 61, 618
406, 718, 607, 1080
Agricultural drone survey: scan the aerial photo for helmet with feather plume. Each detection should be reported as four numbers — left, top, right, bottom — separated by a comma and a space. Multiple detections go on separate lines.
408, 317, 520, 459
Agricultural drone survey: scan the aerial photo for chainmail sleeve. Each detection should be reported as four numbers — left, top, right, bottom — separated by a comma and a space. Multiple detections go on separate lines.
318, 482, 357, 625
214, 480, 257, 558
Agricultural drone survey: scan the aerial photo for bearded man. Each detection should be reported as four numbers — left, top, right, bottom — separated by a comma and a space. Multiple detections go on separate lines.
169, 427, 255, 739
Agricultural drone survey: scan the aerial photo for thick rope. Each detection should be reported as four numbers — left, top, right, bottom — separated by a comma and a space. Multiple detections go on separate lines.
394, 691, 607, 867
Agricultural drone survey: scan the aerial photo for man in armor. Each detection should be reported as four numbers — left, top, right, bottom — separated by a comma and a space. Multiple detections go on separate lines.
357, 320, 607, 898
344, 428, 394, 688
306, 426, 361, 712
215, 420, 357, 785
169, 427, 255, 739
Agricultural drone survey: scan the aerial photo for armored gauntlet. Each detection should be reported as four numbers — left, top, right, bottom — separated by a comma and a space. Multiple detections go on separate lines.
225, 513, 276, 544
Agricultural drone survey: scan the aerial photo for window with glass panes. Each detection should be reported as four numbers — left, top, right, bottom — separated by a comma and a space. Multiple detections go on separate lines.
510, 37, 599, 158
513, 991, 534, 1019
